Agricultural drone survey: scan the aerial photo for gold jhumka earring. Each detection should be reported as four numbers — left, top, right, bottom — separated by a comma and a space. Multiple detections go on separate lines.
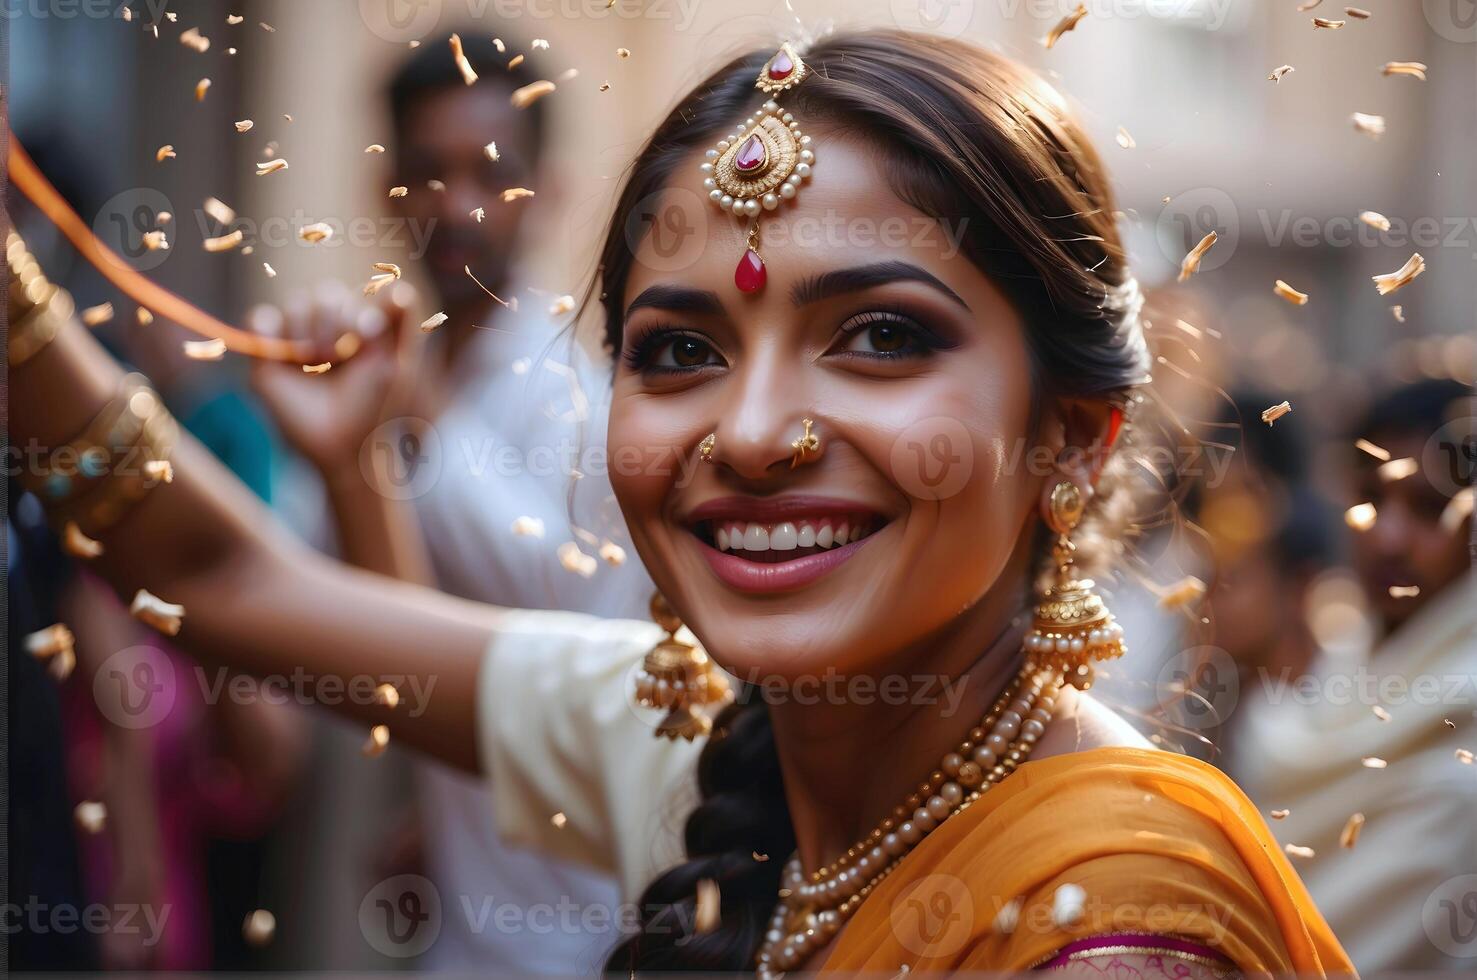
632, 592, 732, 740
699, 42, 816, 293
1026, 480, 1126, 689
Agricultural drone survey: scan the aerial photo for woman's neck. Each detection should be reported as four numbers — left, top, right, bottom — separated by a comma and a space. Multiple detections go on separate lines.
768, 545, 1037, 874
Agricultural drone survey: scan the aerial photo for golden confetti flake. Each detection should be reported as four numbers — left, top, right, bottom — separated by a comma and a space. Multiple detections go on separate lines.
557, 542, 598, 578
363, 724, 391, 757
1456, 748, 1474, 765
365, 143, 386, 154
1270, 808, 1290, 820
388, 186, 409, 199
616, 47, 631, 59
1344, 501, 1377, 531
137, 308, 154, 326
1155, 576, 1206, 609
1312, 16, 1345, 28
599, 541, 627, 566
1359, 211, 1391, 231
550, 811, 568, 829
531, 38, 550, 50
180, 26, 210, 53
205, 197, 237, 226
548, 294, 576, 316
557, 68, 579, 83
301, 362, 332, 374
1344, 6, 1370, 17
449, 33, 478, 85
1338, 812, 1365, 849
511, 80, 556, 110
992, 897, 1022, 935
195, 78, 212, 102
510, 516, 546, 538
1261, 400, 1292, 425
26, 623, 75, 662
234, 119, 254, 133
1273, 280, 1309, 305
1372, 705, 1391, 721
1355, 438, 1390, 461
420, 312, 449, 334
204, 229, 245, 253
263, 262, 277, 278
228, 14, 244, 25
145, 460, 173, 483
259, 21, 275, 32
1378, 457, 1419, 482
1351, 112, 1386, 138
299, 222, 334, 243
142, 230, 169, 251
501, 187, 536, 203
1361, 756, 1388, 769
1383, 61, 1427, 80
63, 521, 103, 559
752, 852, 770, 862
242, 909, 276, 947
1388, 585, 1421, 598
695, 879, 721, 934
470, 207, 486, 223
375, 683, 400, 708
1372, 252, 1424, 295
81, 302, 115, 327
507, 53, 526, 70
1115, 126, 1135, 149
1284, 843, 1316, 860
1043, 3, 1088, 48
256, 159, 289, 176
1390, 304, 1404, 323
1177, 231, 1217, 282
427, 179, 446, 192
1268, 65, 1295, 83
131, 588, 185, 635
483, 141, 499, 163
1440, 488, 1474, 533
156, 144, 177, 162
183, 337, 228, 361
598, 81, 611, 92
493, 37, 506, 53
74, 800, 107, 835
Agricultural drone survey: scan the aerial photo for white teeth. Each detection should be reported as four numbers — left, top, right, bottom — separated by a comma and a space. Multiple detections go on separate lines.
797, 523, 816, 548
743, 523, 770, 551
816, 525, 834, 548
770, 522, 798, 551
716, 527, 730, 551
834, 522, 850, 546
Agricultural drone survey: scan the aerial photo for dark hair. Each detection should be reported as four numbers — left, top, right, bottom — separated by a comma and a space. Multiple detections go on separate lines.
1354, 378, 1471, 455
386, 33, 548, 158
597, 30, 1151, 973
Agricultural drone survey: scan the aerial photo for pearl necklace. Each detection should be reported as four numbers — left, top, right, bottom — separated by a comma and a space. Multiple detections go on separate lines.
754, 660, 1062, 979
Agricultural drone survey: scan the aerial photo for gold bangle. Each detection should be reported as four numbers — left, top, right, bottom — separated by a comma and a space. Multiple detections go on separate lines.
22, 374, 161, 504
7, 231, 74, 367
50, 409, 179, 538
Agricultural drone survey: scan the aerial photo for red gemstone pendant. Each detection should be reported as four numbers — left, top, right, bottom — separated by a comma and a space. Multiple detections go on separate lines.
735, 248, 766, 293
768, 50, 794, 80
734, 134, 767, 173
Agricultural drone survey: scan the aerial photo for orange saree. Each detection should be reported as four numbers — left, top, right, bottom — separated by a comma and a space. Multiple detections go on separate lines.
821, 747, 1355, 975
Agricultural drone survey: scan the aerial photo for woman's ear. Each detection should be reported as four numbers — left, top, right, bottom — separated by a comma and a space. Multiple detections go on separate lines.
1055, 397, 1124, 488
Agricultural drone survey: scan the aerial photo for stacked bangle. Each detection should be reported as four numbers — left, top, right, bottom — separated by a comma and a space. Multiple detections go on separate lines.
7, 231, 75, 367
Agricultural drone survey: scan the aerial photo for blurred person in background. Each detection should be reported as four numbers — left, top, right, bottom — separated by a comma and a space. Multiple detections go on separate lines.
1230, 377, 1475, 972
249, 34, 653, 974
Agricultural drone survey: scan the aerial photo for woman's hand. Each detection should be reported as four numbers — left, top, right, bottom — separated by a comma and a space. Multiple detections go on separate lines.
249, 281, 420, 479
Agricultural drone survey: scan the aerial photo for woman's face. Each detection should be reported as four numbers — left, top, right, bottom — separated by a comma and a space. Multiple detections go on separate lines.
609, 131, 1045, 683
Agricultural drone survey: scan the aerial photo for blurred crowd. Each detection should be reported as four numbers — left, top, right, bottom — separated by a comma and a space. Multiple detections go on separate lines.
8, 6, 1475, 976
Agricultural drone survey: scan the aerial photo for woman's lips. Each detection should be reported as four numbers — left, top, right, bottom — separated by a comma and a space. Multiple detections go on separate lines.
692, 519, 883, 594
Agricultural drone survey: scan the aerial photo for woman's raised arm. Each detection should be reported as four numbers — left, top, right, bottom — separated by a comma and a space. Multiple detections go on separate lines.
10, 253, 498, 772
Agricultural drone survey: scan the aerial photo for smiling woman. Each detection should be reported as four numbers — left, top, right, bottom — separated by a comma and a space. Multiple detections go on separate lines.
7, 27, 1356, 980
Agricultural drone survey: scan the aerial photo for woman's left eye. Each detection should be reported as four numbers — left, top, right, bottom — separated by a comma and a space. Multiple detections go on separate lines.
833, 312, 937, 358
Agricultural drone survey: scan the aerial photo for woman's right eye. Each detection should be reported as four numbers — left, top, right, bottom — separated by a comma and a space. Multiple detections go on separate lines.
626, 331, 723, 374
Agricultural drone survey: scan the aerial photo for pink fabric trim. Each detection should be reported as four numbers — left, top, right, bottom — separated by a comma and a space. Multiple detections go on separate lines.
1038, 934, 1232, 970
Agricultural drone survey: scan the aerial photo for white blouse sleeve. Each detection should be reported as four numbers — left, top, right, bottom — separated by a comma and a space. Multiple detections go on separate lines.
476, 609, 707, 902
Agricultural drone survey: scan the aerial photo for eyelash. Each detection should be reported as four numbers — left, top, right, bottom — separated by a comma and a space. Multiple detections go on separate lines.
621, 326, 721, 375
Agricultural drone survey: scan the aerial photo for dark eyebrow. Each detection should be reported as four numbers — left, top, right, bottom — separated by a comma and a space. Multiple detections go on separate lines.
624, 284, 725, 322
790, 261, 970, 311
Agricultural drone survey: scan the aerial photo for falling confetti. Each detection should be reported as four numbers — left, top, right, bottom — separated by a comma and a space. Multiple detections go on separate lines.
1388, 585, 1421, 598
1382, 61, 1427, 80
375, 683, 400, 708
1457, 749, 1474, 765
420, 312, 449, 333
1344, 6, 1370, 17
81, 302, 115, 327
695, 879, 721, 934
1270, 808, 1291, 820
388, 186, 408, 199
1115, 126, 1135, 149
1378, 457, 1419, 482
204, 230, 245, 253
145, 460, 173, 484
363, 725, 391, 758
992, 897, 1022, 935
26, 624, 75, 664
1344, 502, 1377, 531
1043, 4, 1088, 48
1361, 756, 1388, 769
599, 541, 627, 566
1390, 305, 1404, 323
1351, 112, 1386, 138
1339, 813, 1365, 849
256, 159, 289, 176
1359, 211, 1391, 231
234, 119, 254, 132
511, 80, 557, 110
484, 141, 500, 162
1051, 883, 1087, 927
263, 262, 277, 278
1372, 252, 1424, 295
184, 338, 228, 361
156, 144, 177, 162
137, 308, 154, 326
1355, 438, 1390, 461
302, 362, 332, 375
1312, 17, 1345, 29
131, 588, 185, 635
63, 521, 103, 559
242, 910, 276, 947
74, 801, 107, 835
548, 294, 576, 316
1177, 231, 1217, 282
1155, 576, 1206, 609
195, 78, 212, 102
557, 542, 598, 578
470, 207, 485, 223
507, 54, 526, 70
365, 143, 386, 154
1273, 280, 1309, 305
299, 222, 334, 243
511, 516, 546, 538
1284, 844, 1316, 860
550, 811, 568, 829
449, 33, 478, 85
1261, 401, 1292, 425
1440, 488, 1474, 533
1268, 65, 1295, 83
1372, 706, 1391, 721
180, 27, 210, 53
501, 187, 536, 203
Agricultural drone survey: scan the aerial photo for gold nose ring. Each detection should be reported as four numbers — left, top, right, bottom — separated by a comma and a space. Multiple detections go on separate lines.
790, 418, 820, 469
698, 432, 717, 463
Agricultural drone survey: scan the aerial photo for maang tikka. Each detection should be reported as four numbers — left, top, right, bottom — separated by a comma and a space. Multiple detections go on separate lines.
699, 42, 816, 294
